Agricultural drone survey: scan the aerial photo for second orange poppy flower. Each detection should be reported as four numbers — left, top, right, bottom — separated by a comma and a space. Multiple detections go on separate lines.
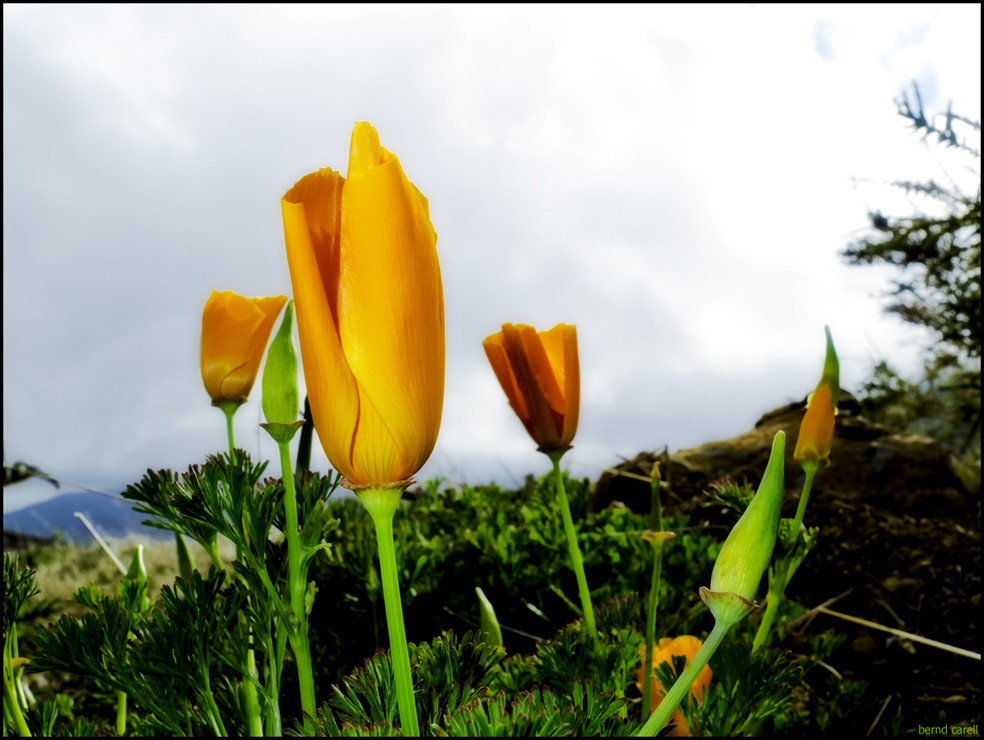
483, 323, 579, 452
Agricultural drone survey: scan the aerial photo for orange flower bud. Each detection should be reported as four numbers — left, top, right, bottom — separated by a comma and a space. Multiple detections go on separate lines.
794, 384, 835, 461
794, 326, 839, 463
483, 323, 579, 452
281, 123, 444, 489
200, 291, 287, 405
636, 636, 713, 736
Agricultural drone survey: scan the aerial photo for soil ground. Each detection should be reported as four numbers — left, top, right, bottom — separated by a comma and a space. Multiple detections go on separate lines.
663, 481, 981, 736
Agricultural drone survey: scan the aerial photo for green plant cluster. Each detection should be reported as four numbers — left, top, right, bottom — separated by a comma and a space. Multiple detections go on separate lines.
4, 452, 857, 736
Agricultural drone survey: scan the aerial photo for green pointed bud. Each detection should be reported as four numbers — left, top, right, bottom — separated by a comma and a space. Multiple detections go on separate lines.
124, 544, 147, 584
263, 300, 299, 426
815, 325, 840, 411
704, 431, 785, 626
262, 300, 304, 444
175, 532, 194, 584
475, 587, 504, 649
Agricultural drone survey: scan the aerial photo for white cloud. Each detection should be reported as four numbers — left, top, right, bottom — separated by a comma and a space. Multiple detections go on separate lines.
3, 5, 980, 509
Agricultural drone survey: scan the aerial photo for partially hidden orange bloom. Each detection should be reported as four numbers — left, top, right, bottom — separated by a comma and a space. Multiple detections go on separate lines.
793, 384, 835, 462
281, 122, 444, 489
483, 323, 579, 452
201, 290, 287, 405
636, 636, 713, 736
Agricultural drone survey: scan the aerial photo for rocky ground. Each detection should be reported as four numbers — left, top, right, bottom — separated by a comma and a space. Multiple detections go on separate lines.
593, 392, 980, 735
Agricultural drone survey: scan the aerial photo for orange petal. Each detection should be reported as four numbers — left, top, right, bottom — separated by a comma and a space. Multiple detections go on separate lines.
282, 169, 363, 484
640, 635, 714, 735
794, 384, 835, 461
521, 325, 566, 418
338, 124, 444, 485
502, 323, 563, 450
558, 324, 579, 446
483, 330, 531, 428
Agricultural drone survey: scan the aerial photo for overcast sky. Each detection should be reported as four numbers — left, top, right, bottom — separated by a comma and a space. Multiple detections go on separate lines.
4, 5, 981, 512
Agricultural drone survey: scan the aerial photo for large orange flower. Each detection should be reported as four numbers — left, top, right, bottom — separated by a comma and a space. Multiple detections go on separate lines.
483, 323, 579, 452
636, 636, 713, 736
281, 123, 444, 489
200, 290, 287, 404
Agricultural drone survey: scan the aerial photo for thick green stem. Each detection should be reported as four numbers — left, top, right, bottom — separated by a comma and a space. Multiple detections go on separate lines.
545, 450, 597, 639
115, 690, 127, 736
279, 442, 316, 718
242, 633, 263, 736
360, 488, 419, 737
3, 640, 30, 738
636, 619, 729, 737
264, 621, 286, 736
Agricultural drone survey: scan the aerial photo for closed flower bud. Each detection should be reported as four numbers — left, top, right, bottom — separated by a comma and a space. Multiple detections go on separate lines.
261, 300, 305, 444
201, 291, 288, 406
483, 323, 579, 452
794, 326, 839, 463
124, 544, 147, 584
475, 587, 504, 650
702, 431, 785, 626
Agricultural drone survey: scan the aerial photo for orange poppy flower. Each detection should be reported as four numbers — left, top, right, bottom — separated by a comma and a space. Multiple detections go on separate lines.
483, 323, 579, 452
281, 123, 444, 489
200, 290, 287, 405
636, 636, 713, 736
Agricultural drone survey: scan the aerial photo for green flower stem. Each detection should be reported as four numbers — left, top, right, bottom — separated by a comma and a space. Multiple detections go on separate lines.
215, 399, 242, 451
360, 488, 419, 737
216, 399, 265, 731
641, 469, 665, 718
641, 541, 664, 718
752, 461, 819, 652
201, 535, 224, 573
243, 643, 263, 736
295, 397, 313, 475
636, 619, 729, 737
202, 672, 229, 738
263, 621, 287, 736
115, 690, 126, 736
752, 583, 782, 653
790, 462, 819, 547
3, 640, 30, 737
278, 441, 316, 718
545, 449, 597, 640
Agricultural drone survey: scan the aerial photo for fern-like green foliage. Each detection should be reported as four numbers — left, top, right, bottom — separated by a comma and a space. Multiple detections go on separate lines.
14, 453, 825, 736
702, 477, 756, 515
534, 594, 643, 706
653, 641, 800, 737
31, 567, 247, 736
4, 554, 39, 644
